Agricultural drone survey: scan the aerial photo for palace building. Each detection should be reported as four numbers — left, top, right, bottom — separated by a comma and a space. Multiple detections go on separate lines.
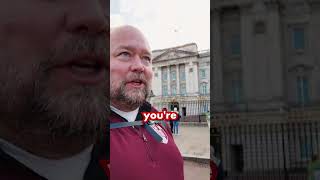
150, 43, 210, 119
212, 0, 320, 178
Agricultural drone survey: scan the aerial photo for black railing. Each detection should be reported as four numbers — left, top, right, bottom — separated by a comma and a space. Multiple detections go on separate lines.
212, 111, 320, 180
150, 98, 210, 118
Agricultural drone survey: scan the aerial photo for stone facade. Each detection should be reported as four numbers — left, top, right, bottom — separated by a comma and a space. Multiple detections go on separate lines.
150, 43, 210, 117
212, 0, 320, 111
212, 0, 320, 175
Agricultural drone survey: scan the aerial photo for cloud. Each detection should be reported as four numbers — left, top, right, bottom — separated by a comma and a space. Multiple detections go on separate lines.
110, 0, 210, 51
110, 14, 125, 27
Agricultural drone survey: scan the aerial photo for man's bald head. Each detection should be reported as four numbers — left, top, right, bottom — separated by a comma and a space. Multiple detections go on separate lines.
110, 25, 151, 51
110, 25, 153, 111
110, 25, 145, 37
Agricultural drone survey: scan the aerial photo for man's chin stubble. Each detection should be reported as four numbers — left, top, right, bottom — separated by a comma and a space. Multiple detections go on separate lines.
32, 85, 107, 139
15, 89, 107, 159
119, 90, 148, 108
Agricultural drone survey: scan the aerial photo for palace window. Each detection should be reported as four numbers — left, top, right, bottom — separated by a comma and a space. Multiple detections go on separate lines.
200, 69, 206, 79
231, 80, 242, 104
297, 76, 309, 105
292, 27, 305, 51
179, 64, 186, 81
171, 85, 177, 95
230, 34, 241, 56
200, 83, 208, 95
171, 71, 176, 81
162, 85, 168, 96
161, 67, 167, 81
180, 84, 186, 96
170, 65, 176, 81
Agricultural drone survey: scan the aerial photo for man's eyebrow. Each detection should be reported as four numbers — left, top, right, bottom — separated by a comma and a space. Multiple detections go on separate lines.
116, 45, 152, 56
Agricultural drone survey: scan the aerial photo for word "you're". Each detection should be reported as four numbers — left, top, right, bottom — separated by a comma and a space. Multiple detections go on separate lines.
141, 111, 178, 122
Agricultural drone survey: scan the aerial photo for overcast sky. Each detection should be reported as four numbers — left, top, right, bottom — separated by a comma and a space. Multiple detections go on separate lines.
110, 0, 210, 51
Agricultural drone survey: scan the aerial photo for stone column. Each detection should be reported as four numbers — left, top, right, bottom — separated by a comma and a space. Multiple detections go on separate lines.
265, 1, 284, 106
309, 1, 320, 101
176, 64, 180, 96
212, 8, 225, 111
240, 4, 254, 106
166, 65, 171, 95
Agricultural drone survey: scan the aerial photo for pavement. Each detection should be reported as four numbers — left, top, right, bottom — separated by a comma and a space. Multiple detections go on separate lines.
184, 160, 210, 180
173, 124, 210, 159
173, 124, 211, 180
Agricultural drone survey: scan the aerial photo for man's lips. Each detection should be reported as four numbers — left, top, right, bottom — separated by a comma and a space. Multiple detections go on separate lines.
126, 79, 146, 88
51, 56, 107, 85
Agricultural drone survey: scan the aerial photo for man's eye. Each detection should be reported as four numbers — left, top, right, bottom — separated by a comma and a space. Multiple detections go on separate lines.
119, 52, 130, 57
142, 56, 151, 62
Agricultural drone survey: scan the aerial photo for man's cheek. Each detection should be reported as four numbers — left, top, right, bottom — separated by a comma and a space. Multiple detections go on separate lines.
146, 76, 152, 84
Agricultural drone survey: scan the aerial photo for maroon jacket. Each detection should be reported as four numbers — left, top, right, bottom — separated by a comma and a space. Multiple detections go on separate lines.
0, 132, 108, 180
110, 102, 184, 180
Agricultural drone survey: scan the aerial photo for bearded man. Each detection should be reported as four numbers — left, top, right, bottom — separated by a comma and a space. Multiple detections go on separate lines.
0, 0, 109, 179
110, 25, 184, 180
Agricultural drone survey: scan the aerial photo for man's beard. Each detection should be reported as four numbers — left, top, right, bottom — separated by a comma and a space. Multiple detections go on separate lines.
34, 83, 108, 138
110, 73, 150, 108
0, 35, 108, 140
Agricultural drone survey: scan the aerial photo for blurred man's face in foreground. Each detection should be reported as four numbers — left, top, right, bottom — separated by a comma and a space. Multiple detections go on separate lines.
0, 0, 109, 146
110, 26, 153, 111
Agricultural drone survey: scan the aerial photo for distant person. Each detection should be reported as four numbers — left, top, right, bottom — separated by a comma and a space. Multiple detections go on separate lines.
170, 114, 174, 133
110, 25, 184, 180
205, 110, 210, 127
173, 111, 181, 135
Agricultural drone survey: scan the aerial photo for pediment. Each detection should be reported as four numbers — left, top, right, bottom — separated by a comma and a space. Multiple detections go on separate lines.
152, 43, 198, 62
153, 49, 197, 62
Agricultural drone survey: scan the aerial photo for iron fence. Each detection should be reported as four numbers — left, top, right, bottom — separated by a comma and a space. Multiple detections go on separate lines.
150, 95, 210, 122
211, 109, 320, 180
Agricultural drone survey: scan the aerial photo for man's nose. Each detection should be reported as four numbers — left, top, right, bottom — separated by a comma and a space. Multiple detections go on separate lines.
65, 0, 109, 35
129, 55, 145, 73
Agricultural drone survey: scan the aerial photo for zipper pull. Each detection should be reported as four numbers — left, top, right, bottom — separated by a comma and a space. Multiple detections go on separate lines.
142, 133, 147, 142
